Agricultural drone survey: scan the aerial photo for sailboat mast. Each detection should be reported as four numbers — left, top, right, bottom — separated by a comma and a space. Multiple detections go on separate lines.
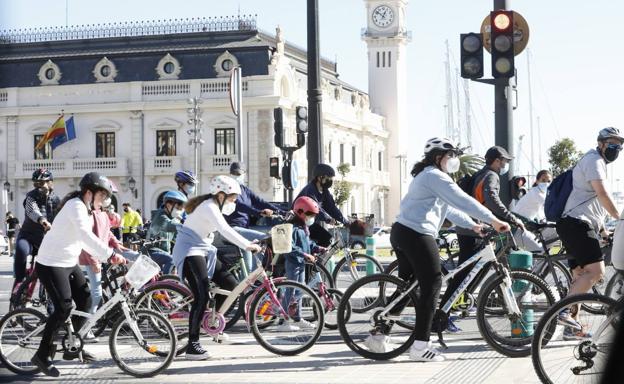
444, 40, 454, 140
527, 49, 536, 176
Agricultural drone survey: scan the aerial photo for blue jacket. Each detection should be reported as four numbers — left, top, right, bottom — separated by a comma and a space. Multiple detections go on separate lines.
147, 208, 181, 253
283, 222, 320, 264
225, 184, 283, 228
296, 181, 348, 224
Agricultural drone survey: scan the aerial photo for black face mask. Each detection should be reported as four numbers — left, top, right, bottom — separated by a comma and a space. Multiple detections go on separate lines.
37, 187, 49, 195
322, 179, 333, 189
602, 144, 621, 163
124, 207, 129, 212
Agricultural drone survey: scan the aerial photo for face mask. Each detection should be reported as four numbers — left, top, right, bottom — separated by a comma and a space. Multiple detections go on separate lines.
603, 144, 622, 163
183, 184, 196, 196
221, 201, 236, 216
102, 197, 112, 208
235, 175, 245, 184
537, 182, 550, 193
499, 162, 510, 175
171, 208, 184, 219
444, 157, 461, 174
322, 179, 333, 189
123, 207, 129, 212
305, 216, 316, 226
37, 187, 49, 195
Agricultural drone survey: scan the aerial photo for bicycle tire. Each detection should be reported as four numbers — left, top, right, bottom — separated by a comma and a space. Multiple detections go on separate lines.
322, 288, 348, 330
10, 274, 36, 311
333, 253, 383, 296
249, 280, 324, 356
337, 273, 418, 360
0, 307, 47, 375
383, 259, 399, 277
531, 293, 617, 384
308, 261, 335, 289
476, 270, 556, 358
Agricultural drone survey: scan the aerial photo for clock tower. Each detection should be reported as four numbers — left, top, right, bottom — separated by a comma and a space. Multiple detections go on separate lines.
363, 0, 411, 224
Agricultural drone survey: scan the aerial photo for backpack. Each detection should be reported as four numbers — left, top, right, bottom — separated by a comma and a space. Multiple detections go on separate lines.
458, 172, 487, 204
457, 174, 475, 195
544, 169, 574, 222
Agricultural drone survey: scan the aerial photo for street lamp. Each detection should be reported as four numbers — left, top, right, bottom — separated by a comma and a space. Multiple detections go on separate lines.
128, 177, 137, 199
187, 97, 205, 191
3, 180, 12, 201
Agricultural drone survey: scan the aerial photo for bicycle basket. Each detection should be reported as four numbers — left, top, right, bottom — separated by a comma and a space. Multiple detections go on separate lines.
270, 223, 293, 254
124, 254, 160, 290
349, 214, 375, 237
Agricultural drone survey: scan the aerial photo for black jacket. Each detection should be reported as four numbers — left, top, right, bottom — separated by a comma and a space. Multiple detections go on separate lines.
18, 189, 60, 245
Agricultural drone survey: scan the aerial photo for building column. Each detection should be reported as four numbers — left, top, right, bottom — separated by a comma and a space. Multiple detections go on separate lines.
130, 111, 145, 213
5, 116, 19, 217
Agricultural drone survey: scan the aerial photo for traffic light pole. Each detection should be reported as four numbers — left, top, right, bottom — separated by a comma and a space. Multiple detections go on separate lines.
307, 0, 323, 181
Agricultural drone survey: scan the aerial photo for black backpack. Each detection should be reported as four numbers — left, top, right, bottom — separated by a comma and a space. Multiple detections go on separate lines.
457, 174, 476, 195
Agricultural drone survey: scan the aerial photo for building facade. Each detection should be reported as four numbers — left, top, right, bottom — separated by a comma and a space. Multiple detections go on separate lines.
0, 16, 393, 225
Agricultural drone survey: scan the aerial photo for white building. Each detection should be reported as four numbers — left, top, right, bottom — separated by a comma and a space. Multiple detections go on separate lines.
0, 6, 408, 225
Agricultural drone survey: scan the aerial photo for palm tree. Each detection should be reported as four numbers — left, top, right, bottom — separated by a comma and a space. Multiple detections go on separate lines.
452, 152, 484, 182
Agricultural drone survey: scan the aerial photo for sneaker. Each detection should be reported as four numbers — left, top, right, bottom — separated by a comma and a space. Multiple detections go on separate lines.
212, 332, 229, 343
446, 317, 462, 333
294, 319, 316, 330
31, 354, 60, 377
558, 309, 582, 330
409, 341, 446, 362
185, 341, 210, 360
84, 330, 99, 343
563, 327, 593, 341
276, 320, 301, 332
365, 334, 389, 353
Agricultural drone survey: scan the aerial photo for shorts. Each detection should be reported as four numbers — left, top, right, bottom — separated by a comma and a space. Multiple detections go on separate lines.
556, 216, 603, 269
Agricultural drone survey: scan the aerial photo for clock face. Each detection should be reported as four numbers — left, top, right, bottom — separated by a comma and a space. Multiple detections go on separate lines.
372, 5, 394, 28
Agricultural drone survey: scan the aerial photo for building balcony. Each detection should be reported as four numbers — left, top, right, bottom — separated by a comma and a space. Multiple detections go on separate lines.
15, 157, 129, 179
202, 154, 237, 174
145, 156, 182, 176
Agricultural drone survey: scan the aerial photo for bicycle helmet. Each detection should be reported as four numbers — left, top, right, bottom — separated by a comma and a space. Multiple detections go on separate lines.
108, 179, 119, 194
162, 190, 188, 204
293, 196, 320, 221
424, 137, 459, 154
597, 127, 624, 143
32, 168, 53, 182
79, 172, 113, 196
174, 170, 198, 185
313, 163, 336, 178
207, 175, 241, 196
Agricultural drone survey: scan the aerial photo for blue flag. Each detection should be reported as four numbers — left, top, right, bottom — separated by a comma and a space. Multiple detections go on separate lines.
50, 116, 77, 150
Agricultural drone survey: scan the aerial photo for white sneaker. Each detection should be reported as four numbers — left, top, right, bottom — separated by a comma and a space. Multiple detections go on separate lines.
364, 334, 389, 353
212, 332, 229, 343
276, 320, 300, 332
409, 341, 445, 362
294, 319, 316, 330
85, 330, 99, 343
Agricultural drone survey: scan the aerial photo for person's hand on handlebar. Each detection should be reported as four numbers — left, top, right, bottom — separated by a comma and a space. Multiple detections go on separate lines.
246, 243, 262, 253
471, 223, 489, 236
304, 253, 316, 263
109, 253, 127, 265
491, 218, 511, 233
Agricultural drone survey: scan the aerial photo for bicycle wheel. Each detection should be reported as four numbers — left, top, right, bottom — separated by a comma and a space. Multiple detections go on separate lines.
605, 270, 624, 300
333, 253, 383, 293
134, 282, 193, 355
321, 288, 348, 330
109, 308, 176, 378
249, 280, 324, 356
0, 308, 47, 375
531, 293, 617, 384
476, 270, 556, 358
383, 259, 399, 278
307, 261, 335, 289
337, 274, 417, 360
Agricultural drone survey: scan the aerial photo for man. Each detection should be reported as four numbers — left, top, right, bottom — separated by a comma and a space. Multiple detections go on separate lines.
121, 202, 143, 248
5, 211, 20, 257
556, 127, 623, 338
174, 170, 198, 198
221, 162, 284, 272
295, 163, 349, 246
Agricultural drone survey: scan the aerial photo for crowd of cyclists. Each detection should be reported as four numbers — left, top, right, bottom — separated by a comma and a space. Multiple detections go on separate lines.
1, 126, 623, 379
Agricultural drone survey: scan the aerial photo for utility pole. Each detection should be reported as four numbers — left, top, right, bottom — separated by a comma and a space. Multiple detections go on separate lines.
187, 97, 204, 195
307, 0, 323, 180
527, 49, 535, 176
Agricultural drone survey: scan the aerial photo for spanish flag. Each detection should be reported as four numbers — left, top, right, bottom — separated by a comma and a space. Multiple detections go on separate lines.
35, 115, 76, 150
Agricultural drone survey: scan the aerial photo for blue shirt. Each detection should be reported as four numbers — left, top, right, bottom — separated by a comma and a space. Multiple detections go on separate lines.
225, 184, 283, 228
296, 182, 348, 224
283, 222, 320, 264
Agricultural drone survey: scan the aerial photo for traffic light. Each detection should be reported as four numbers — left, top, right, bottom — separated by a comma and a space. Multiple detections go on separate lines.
295, 106, 308, 133
460, 33, 483, 79
490, 10, 514, 78
282, 160, 292, 189
269, 157, 280, 178
296, 133, 305, 148
273, 107, 284, 148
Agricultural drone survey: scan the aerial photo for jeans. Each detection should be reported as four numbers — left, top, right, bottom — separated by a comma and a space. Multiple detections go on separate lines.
84, 266, 102, 314
232, 227, 268, 273
148, 249, 174, 274
282, 255, 305, 321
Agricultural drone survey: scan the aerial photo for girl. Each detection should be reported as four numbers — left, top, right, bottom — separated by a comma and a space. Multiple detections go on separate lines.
172, 175, 261, 360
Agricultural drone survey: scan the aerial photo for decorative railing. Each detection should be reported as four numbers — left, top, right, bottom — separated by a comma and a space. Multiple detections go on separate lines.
203, 154, 236, 173
0, 15, 257, 44
142, 83, 190, 96
145, 156, 182, 176
0, 90, 7, 102
16, 158, 129, 178
200, 80, 248, 95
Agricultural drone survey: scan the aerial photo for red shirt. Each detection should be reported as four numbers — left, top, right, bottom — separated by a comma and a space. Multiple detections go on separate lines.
79, 209, 122, 266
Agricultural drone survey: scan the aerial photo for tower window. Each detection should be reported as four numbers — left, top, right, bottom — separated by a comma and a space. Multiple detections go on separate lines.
376, 51, 380, 68
382, 51, 386, 67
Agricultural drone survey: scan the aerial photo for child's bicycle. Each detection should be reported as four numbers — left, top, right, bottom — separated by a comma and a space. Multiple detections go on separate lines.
9, 251, 50, 313
0, 254, 177, 378
134, 238, 325, 356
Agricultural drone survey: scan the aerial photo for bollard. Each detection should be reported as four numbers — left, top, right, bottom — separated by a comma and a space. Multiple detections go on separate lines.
509, 249, 533, 337
365, 236, 377, 275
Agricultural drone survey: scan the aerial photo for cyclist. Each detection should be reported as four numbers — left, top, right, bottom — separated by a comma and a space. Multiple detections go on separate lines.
556, 127, 623, 337
30, 172, 126, 377
368, 137, 510, 362
175, 169, 198, 198
171, 175, 261, 360
295, 163, 349, 247
12, 168, 60, 293
145, 190, 187, 273
120, 202, 143, 248
5, 211, 20, 257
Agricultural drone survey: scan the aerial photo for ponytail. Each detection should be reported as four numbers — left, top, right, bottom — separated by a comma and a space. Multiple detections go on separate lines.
185, 194, 214, 214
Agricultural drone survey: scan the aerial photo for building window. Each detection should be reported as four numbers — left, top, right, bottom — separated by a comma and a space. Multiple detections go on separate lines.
45, 68, 55, 80
388, 51, 392, 67
382, 51, 386, 67
340, 143, 344, 164
96, 132, 116, 158
163, 62, 175, 74
156, 130, 176, 156
215, 128, 235, 155
34, 134, 52, 159
351, 146, 356, 166
376, 51, 379, 68
378, 151, 383, 171
221, 59, 234, 71
328, 142, 332, 163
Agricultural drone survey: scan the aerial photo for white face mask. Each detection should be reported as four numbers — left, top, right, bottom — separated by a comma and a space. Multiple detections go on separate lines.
171, 208, 184, 219
444, 157, 461, 174
499, 162, 510, 175
537, 182, 550, 193
221, 201, 236, 216
183, 184, 196, 196
235, 174, 245, 184
102, 197, 112, 208
305, 216, 316, 226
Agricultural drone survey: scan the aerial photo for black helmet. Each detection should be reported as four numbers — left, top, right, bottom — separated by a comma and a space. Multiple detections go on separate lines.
313, 163, 336, 178
79, 172, 113, 196
32, 168, 53, 182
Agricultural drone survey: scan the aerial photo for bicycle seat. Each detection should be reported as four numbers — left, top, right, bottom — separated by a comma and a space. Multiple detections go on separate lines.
524, 221, 557, 232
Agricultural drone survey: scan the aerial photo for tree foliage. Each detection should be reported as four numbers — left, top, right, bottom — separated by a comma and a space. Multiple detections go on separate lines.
548, 138, 584, 177
333, 163, 353, 207
451, 153, 485, 182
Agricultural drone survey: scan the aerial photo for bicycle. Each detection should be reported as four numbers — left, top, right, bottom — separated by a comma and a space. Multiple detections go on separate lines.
337, 227, 556, 360
0, 254, 177, 378
9, 250, 50, 313
531, 292, 622, 383
134, 238, 325, 356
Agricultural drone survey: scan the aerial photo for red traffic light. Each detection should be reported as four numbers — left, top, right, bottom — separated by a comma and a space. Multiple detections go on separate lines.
492, 11, 512, 32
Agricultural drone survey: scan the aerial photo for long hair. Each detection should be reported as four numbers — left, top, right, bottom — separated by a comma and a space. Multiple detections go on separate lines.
57, 190, 85, 213
533, 169, 552, 187
185, 194, 214, 215
410, 150, 446, 178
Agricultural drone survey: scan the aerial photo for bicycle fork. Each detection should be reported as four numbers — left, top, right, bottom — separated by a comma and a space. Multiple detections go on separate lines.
500, 270, 522, 317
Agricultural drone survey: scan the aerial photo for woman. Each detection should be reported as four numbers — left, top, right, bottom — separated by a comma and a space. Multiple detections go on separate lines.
368, 137, 510, 362
172, 175, 261, 360
31, 172, 126, 377
512, 170, 555, 252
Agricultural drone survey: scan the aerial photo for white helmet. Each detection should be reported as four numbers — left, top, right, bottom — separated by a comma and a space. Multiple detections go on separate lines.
207, 175, 242, 196
597, 127, 624, 143
424, 137, 458, 154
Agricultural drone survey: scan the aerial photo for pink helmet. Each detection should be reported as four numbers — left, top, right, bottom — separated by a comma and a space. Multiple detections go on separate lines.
293, 196, 320, 221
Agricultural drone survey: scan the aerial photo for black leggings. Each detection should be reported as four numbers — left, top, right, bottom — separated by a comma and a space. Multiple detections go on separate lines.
390, 223, 442, 341
35, 263, 92, 359
182, 256, 238, 342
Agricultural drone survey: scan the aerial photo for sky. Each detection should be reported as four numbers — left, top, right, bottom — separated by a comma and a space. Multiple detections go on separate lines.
1, 0, 623, 194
